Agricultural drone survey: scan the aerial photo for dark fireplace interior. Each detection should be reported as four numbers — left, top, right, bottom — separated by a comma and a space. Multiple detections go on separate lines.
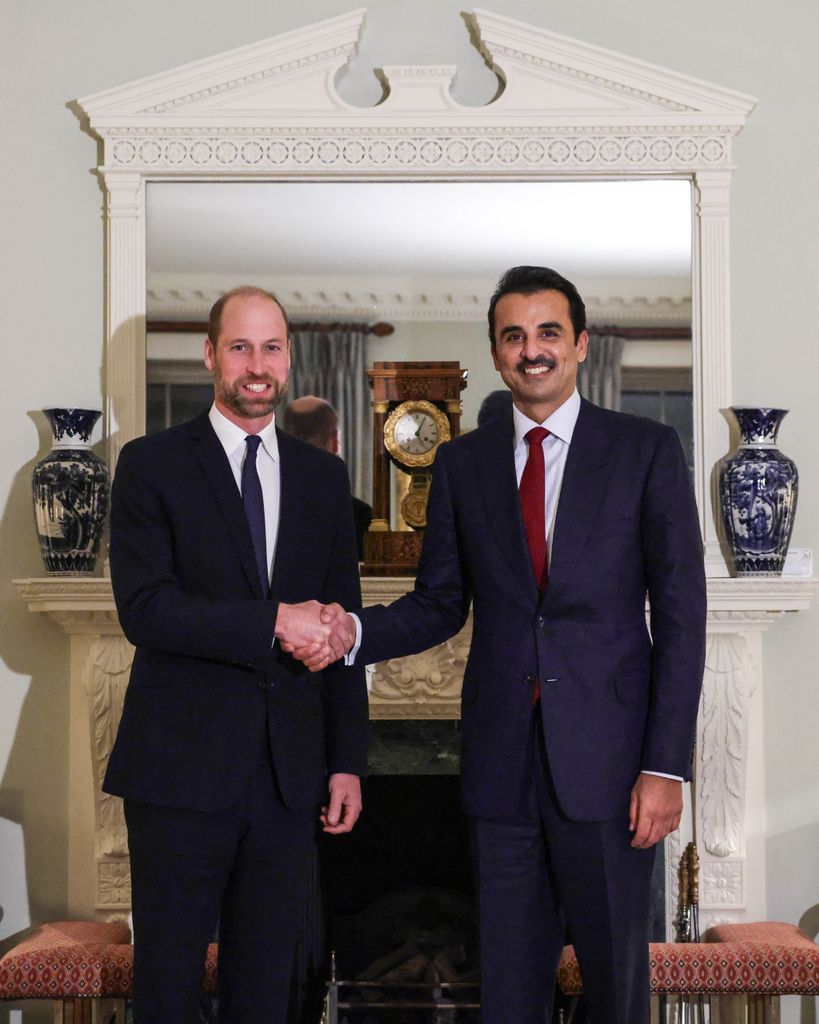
293, 718, 667, 1022
314, 721, 478, 1021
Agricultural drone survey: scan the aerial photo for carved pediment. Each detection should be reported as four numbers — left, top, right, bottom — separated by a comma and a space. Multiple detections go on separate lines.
78, 8, 755, 131
79, 9, 365, 124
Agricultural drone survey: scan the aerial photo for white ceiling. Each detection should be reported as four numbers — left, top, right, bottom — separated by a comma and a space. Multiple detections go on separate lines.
146, 179, 693, 321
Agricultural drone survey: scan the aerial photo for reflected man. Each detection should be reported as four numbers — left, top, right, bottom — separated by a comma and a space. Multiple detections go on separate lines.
282, 395, 373, 559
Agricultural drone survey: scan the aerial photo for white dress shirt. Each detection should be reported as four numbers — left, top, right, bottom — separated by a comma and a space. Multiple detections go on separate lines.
208, 404, 281, 586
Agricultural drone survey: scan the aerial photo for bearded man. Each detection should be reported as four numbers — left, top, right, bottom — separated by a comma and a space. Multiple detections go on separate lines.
105, 285, 367, 1024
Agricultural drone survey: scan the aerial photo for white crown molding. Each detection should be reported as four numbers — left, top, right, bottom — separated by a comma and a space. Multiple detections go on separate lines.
146, 273, 692, 325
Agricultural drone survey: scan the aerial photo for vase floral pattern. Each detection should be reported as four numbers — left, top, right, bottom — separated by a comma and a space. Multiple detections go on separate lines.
32, 409, 110, 574
719, 408, 798, 576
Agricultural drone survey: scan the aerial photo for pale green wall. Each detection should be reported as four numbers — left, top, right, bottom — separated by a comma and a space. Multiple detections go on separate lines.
1, 1, 817, 1015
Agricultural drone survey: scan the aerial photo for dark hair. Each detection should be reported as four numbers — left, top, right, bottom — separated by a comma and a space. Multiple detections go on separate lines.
487, 266, 586, 348
282, 397, 338, 448
477, 389, 513, 428
207, 285, 290, 346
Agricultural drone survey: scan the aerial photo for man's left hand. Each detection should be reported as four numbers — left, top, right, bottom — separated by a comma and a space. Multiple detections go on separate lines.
320, 773, 362, 834
629, 774, 682, 849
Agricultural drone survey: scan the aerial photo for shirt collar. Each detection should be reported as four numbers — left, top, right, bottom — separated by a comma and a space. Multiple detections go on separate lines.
208, 404, 280, 462
512, 388, 581, 448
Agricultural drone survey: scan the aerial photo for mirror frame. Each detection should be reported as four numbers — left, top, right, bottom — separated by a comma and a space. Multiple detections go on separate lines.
78, 7, 756, 575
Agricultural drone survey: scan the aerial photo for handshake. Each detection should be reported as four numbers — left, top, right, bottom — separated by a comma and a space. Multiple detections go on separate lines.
275, 601, 357, 671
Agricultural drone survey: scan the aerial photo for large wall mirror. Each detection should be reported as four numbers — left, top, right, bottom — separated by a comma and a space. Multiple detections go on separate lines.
145, 178, 693, 505
79, 7, 756, 574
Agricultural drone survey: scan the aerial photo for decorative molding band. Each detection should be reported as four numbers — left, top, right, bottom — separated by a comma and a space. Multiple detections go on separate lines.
16, 575, 814, 630
139, 45, 355, 114
146, 283, 692, 325
486, 45, 695, 112
106, 130, 731, 175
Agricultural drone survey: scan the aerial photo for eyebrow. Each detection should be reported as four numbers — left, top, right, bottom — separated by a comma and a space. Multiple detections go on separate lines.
223, 336, 286, 345
499, 320, 564, 338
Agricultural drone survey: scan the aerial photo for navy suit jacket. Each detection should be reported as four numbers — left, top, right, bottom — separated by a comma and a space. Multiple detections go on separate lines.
104, 412, 368, 813
358, 399, 706, 822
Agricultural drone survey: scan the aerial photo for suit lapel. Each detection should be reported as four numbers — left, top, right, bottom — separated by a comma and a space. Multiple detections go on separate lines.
189, 413, 263, 597
475, 413, 540, 603
545, 400, 613, 600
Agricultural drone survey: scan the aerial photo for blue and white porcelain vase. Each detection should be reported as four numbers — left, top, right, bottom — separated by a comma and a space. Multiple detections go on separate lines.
719, 407, 798, 576
32, 409, 110, 574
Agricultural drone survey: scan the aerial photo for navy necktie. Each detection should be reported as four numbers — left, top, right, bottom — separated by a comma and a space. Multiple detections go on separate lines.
242, 434, 269, 593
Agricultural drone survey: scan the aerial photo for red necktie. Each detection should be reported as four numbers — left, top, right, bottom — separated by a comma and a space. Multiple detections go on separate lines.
520, 426, 549, 592
519, 426, 549, 704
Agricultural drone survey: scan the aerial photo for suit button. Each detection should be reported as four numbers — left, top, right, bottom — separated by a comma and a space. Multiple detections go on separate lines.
523, 674, 536, 687
257, 680, 267, 691
536, 616, 546, 628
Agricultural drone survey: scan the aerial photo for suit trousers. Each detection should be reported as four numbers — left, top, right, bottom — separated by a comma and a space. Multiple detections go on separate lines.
473, 714, 655, 1024
124, 743, 316, 1024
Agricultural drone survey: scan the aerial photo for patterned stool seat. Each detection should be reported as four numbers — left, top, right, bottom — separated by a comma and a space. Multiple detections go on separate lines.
557, 931, 819, 997
0, 921, 218, 1000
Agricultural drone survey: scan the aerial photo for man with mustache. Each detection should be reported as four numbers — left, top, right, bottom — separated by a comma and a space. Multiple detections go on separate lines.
305, 266, 706, 1022
105, 285, 367, 1024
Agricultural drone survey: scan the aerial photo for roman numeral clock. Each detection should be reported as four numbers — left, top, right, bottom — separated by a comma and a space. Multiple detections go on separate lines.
362, 361, 468, 575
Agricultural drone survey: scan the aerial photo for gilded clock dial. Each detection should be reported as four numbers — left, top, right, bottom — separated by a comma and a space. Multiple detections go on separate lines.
394, 411, 439, 454
383, 399, 451, 469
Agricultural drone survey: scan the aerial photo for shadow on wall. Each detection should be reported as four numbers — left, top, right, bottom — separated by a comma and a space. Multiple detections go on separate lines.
0, 412, 74, 954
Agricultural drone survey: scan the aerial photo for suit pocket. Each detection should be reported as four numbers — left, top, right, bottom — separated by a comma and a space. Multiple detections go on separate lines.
613, 673, 648, 705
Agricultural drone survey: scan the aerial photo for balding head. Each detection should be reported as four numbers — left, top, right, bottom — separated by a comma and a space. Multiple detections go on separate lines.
282, 396, 339, 454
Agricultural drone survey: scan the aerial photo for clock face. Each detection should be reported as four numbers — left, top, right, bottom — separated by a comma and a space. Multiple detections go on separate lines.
394, 411, 440, 455
383, 399, 451, 469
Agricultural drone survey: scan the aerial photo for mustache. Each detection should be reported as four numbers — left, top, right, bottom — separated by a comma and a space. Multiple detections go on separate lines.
516, 356, 556, 372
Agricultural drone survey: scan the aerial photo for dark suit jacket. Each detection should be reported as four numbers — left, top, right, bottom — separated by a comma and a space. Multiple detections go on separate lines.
358, 399, 706, 822
352, 496, 373, 561
104, 412, 368, 813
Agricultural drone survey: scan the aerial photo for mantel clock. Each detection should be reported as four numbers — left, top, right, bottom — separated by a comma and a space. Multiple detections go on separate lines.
362, 361, 467, 576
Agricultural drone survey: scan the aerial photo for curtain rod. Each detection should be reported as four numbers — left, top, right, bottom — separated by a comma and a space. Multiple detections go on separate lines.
588, 325, 691, 340
147, 318, 394, 337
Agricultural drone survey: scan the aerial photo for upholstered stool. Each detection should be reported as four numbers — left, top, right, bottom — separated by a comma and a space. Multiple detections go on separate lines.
557, 931, 819, 1023
0, 921, 218, 1022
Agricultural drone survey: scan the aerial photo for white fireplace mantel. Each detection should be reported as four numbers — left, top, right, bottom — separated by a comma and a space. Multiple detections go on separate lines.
14, 574, 816, 932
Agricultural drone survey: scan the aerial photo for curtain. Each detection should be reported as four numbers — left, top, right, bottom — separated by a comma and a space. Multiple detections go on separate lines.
285, 325, 371, 501
576, 333, 625, 411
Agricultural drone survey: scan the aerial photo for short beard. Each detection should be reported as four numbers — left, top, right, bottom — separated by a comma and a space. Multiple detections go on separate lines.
213, 372, 287, 420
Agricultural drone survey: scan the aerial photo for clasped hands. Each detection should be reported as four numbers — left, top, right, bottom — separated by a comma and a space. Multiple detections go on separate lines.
275, 600, 356, 671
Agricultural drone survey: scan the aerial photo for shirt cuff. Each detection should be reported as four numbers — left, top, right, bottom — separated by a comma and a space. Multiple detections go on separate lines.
641, 770, 683, 782
344, 613, 363, 666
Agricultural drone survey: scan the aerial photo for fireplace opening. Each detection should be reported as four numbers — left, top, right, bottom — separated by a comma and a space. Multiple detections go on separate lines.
312, 721, 478, 1020
298, 720, 666, 1022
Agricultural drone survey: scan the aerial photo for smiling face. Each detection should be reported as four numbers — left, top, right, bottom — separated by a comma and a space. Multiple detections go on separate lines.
204, 293, 291, 433
491, 289, 588, 423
